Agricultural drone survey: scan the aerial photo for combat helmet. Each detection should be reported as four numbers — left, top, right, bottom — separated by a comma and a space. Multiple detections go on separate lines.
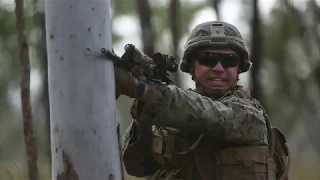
180, 21, 252, 74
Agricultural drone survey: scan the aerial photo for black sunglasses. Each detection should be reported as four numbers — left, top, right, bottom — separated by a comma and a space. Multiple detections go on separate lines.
195, 52, 239, 69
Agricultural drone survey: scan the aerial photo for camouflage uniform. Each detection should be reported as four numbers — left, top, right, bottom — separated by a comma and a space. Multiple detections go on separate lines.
121, 21, 290, 180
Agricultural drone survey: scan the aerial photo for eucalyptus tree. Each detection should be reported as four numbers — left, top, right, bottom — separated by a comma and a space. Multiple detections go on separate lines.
45, 0, 123, 179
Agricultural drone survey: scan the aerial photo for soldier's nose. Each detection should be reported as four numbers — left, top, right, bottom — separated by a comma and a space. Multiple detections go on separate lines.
212, 61, 224, 72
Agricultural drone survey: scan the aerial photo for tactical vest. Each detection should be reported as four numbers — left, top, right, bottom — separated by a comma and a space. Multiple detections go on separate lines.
150, 90, 291, 180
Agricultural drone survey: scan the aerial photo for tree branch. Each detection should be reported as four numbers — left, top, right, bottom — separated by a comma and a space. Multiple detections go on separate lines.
14, 1, 39, 180
169, 0, 180, 58
169, 0, 182, 86
250, 0, 264, 105
211, 0, 221, 20
136, 0, 155, 56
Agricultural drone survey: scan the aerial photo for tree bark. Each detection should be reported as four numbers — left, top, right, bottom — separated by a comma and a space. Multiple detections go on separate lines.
250, 0, 264, 105
45, 0, 123, 179
15, 1, 39, 180
136, 0, 155, 57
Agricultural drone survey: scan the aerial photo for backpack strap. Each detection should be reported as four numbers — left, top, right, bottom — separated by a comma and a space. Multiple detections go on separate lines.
250, 98, 291, 180
273, 127, 291, 180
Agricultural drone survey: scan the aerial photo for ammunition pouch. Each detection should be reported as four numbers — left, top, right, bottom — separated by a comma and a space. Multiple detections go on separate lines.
151, 125, 203, 169
215, 146, 277, 180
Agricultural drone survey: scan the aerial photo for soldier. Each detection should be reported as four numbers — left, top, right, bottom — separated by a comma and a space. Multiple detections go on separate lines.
116, 21, 290, 180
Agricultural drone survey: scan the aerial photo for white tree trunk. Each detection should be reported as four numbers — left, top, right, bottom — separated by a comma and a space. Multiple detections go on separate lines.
45, 0, 123, 179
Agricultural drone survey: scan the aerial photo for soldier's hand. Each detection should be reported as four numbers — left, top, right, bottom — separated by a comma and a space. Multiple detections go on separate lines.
101, 48, 144, 98
114, 66, 138, 99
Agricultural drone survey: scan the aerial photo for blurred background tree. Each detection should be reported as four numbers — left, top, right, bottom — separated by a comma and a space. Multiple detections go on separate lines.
1, 0, 320, 179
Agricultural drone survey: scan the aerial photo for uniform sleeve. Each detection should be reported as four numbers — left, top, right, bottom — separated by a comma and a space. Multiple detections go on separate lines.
142, 84, 268, 145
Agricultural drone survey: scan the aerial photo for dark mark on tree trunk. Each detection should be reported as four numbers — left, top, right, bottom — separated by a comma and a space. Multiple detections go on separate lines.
108, 174, 114, 180
57, 151, 79, 180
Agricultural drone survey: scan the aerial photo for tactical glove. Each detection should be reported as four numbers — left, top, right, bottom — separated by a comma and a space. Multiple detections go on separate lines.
114, 66, 138, 99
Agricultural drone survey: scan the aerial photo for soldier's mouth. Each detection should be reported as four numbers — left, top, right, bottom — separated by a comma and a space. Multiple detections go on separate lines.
207, 77, 227, 87
207, 77, 226, 82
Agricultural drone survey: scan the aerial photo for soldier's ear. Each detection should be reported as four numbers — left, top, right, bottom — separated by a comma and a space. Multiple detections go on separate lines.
237, 67, 240, 81
189, 65, 194, 80
190, 65, 194, 73
190, 60, 196, 80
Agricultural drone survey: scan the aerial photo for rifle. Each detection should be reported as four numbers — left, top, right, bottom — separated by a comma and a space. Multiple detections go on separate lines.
101, 44, 178, 85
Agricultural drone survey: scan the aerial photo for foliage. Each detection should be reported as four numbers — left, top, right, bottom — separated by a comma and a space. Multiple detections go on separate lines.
261, 1, 320, 140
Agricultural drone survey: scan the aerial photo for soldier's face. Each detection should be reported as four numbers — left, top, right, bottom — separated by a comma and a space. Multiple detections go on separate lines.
193, 48, 239, 95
